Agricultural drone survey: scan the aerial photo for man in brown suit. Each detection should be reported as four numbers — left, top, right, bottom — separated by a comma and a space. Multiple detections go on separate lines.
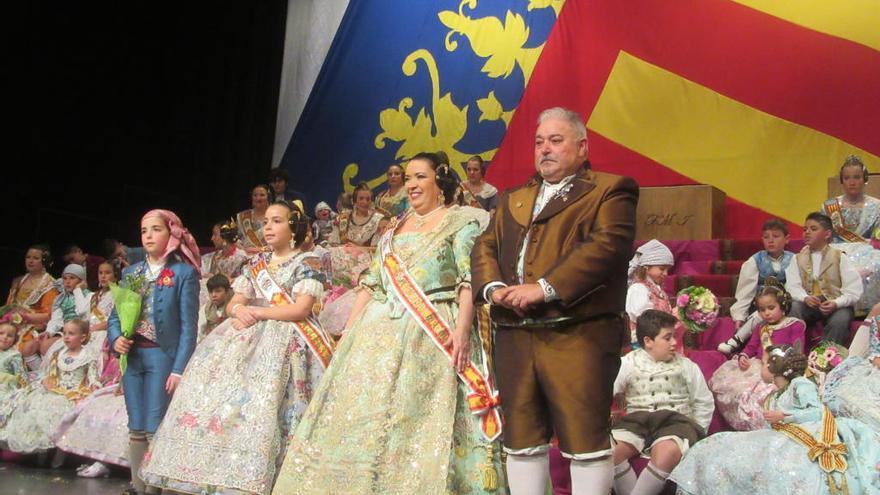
471, 107, 638, 494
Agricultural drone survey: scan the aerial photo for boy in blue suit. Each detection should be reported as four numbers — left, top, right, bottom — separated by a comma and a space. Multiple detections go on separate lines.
108, 209, 200, 495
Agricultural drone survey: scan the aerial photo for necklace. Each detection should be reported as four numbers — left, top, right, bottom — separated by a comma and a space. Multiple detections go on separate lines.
412, 205, 445, 229
350, 210, 373, 227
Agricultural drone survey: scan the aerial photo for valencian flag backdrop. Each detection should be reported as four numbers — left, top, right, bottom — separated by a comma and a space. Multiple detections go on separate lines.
278, 0, 880, 238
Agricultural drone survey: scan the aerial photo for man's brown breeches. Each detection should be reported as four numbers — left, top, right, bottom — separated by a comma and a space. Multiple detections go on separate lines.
494, 316, 625, 456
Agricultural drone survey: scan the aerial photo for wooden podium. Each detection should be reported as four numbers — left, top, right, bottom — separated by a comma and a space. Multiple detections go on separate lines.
827, 174, 880, 198
636, 185, 725, 240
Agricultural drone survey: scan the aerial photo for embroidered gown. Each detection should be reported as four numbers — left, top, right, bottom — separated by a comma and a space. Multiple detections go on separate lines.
374, 187, 409, 217
823, 317, 880, 431
50, 290, 129, 465
1, 341, 99, 453
823, 195, 880, 312
0, 347, 27, 430
709, 316, 806, 430
140, 251, 326, 495
272, 207, 506, 495
670, 377, 880, 494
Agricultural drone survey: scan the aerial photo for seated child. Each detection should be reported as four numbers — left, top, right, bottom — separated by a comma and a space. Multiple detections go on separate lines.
720, 219, 795, 354
785, 212, 862, 345
824, 313, 880, 431
1, 319, 99, 458
44, 264, 92, 355
200, 274, 232, 342
626, 239, 675, 346
313, 202, 340, 246
611, 310, 715, 495
709, 284, 805, 430
0, 322, 27, 430
670, 344, 880, 494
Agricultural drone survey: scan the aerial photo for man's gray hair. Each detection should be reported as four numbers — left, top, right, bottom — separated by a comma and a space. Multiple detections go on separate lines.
537, 107, 587, 140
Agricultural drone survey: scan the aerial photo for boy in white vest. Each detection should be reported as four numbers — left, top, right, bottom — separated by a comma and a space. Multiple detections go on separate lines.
785, 212, 862, 344
610, 310, 714, 495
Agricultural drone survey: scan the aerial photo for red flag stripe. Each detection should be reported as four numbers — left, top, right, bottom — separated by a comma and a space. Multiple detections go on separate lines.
489, 0, 880, 191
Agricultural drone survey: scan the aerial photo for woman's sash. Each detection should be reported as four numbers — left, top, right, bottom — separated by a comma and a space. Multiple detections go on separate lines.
378, 228, 502, 441
249, 257, 333, 369
237, 210, 266, 248
824, 199, 866, 243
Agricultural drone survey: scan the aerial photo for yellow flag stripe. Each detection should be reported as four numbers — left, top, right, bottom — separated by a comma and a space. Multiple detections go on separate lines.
730, 0, 880, 52
587, 51, 880, 224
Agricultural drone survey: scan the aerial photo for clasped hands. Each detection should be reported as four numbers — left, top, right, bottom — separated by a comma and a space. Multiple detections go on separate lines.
491, 284, 544, 317
231, 305, 262, 330
804, 296, 837, 315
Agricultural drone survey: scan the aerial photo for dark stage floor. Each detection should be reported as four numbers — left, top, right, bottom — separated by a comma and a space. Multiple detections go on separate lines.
0, 461, 130, 495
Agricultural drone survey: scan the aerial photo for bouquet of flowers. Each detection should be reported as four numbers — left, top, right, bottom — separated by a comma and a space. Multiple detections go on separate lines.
0, 305, 25, 325
807, 340, 848, 387
675, 286, 719, 334
109, 271, 147, 374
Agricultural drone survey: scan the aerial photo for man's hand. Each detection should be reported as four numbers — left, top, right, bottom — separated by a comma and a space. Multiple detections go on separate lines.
819, 300, 838, 316
804, 296, 823, 309
494, 284, 544, 316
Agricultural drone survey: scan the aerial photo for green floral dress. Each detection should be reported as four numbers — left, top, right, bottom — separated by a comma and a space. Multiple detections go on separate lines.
273, 206, 506, 495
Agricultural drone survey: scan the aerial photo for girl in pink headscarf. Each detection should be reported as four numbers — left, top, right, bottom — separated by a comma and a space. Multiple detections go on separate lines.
107, 209, 200, 495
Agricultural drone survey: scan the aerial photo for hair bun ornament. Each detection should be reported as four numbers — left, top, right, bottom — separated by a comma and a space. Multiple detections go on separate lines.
437, 164, 450, 176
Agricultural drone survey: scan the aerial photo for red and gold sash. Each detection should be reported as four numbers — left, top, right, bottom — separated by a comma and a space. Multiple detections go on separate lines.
773, 407, 849, 494
249, 256, 334, 369
237, 210, 266, 248
824, 199, 866, 243
379, 228, 502, 441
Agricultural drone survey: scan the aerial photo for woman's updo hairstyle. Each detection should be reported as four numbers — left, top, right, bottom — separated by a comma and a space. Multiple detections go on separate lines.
29, 243, 53, 270
410, 152, 459, 206
272, 200, 312, 246
217, 218, 241, 244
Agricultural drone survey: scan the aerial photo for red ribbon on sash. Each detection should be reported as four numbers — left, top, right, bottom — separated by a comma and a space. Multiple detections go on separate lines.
250, 257, 334, 369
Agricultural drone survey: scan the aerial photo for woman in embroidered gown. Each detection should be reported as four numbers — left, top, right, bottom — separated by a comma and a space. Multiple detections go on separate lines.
237, 184, 273, 255
5, 244, 59, 370
671, 345, 880, 494
140, 201, 328, 495
824, 315, 880, 431
273, 152, 506, 495
709, 285, 806, 430
202, 220, 249, 280
2, 319, 99, 454
459, 155, 498, 212
328, 183, 384, 289
822, 155, 880, 313
374, 163, 409, 217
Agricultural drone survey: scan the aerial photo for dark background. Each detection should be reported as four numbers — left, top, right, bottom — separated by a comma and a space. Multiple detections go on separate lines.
6, 1, 290, 291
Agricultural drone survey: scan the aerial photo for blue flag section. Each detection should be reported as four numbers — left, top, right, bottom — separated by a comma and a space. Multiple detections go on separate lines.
278, 0, 563, 209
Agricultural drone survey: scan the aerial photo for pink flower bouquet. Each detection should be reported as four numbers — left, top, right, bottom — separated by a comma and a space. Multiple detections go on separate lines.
675, 286, 719, 334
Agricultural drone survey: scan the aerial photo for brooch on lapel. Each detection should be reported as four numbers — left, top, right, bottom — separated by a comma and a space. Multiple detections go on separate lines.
157, 268, 175, 288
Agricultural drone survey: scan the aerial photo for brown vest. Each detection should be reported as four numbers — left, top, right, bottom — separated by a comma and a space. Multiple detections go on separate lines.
796, 245, 842, 299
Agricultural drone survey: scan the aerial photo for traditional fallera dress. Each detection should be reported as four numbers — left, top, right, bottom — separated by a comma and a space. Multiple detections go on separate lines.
272, 206, 506, 495
822, 195, 880, 312
5, 272, 58, 351
709, 316, 806, 430
140, 251, 328, 495
374, 187, 409, 217
236, 209, 267, 251
459, 181, 498, 211
823, 316, 880, 431
0, 347, 27, 431
670, 376, 880, 494
1, 340, 99, 453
